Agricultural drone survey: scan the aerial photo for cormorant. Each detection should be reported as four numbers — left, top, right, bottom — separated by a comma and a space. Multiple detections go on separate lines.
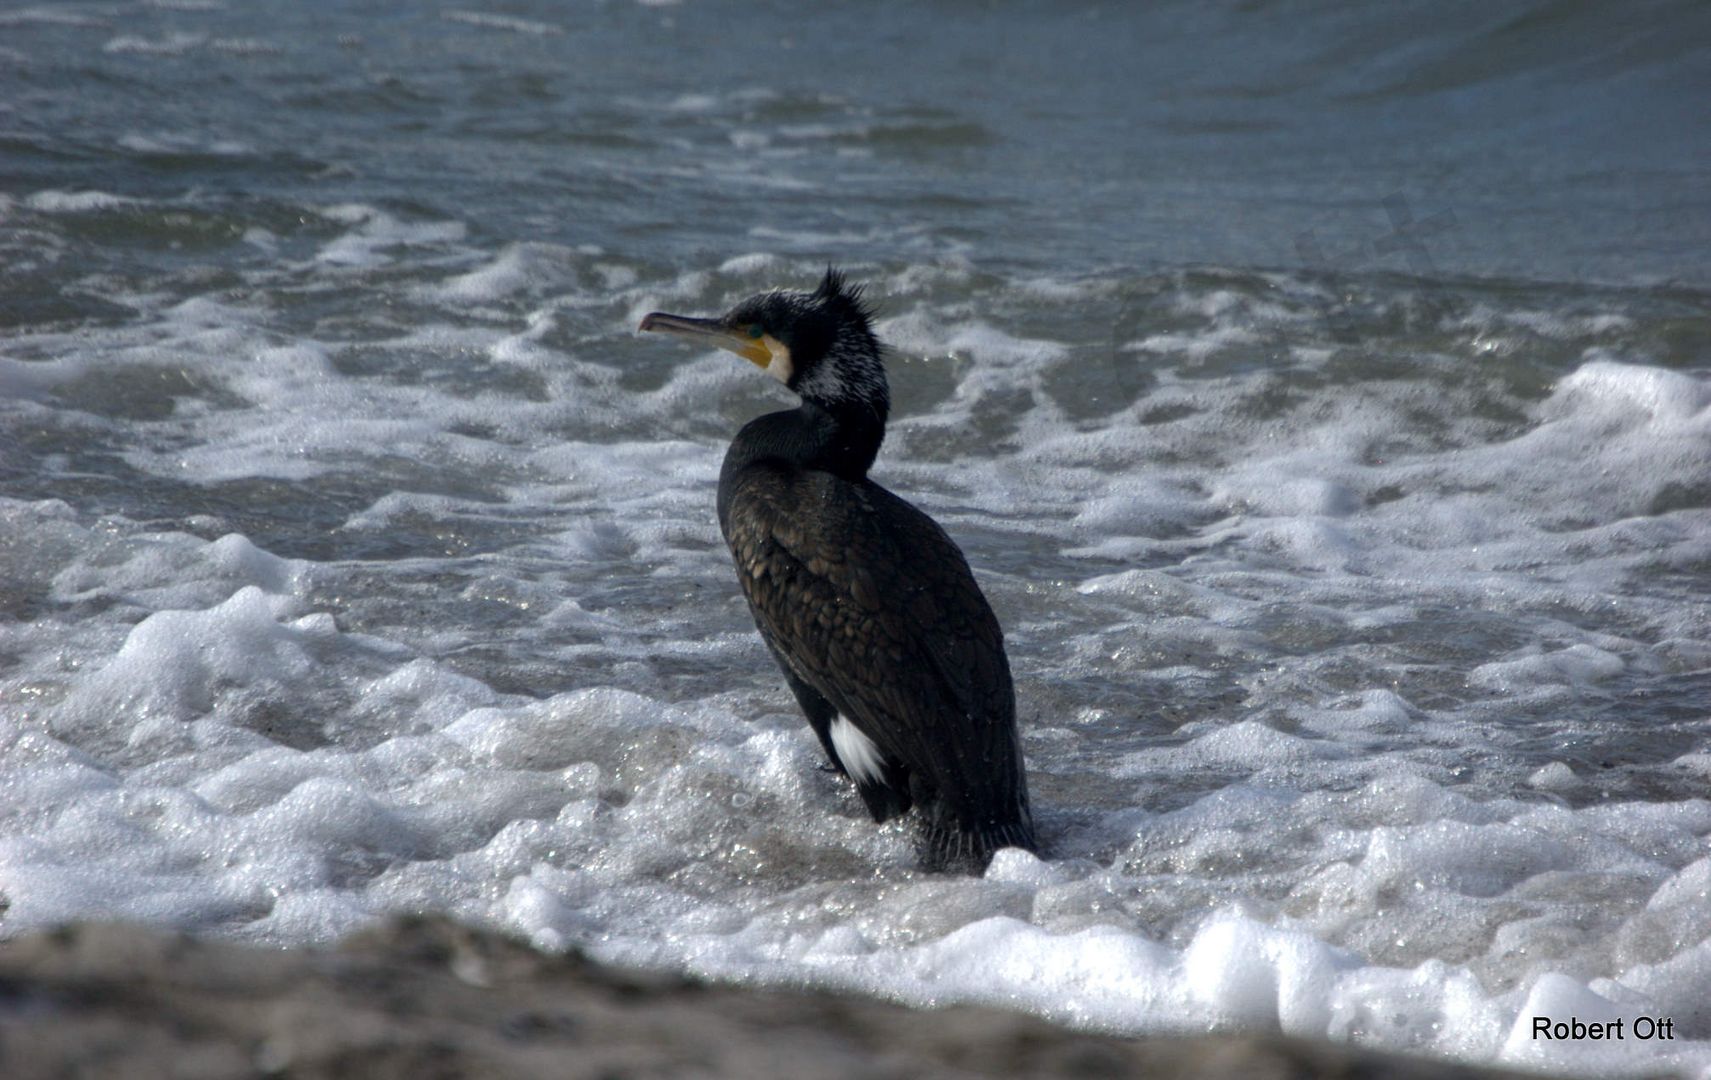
639, 268, 1036, 871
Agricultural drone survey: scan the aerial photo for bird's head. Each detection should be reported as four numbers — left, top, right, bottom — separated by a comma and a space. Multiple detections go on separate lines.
640, 268, 888, 417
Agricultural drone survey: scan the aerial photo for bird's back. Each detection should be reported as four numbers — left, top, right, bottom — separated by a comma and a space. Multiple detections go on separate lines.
719, 453, 1035, 868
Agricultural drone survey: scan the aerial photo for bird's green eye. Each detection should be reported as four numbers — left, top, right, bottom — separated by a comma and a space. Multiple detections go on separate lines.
748, 324, 765, 339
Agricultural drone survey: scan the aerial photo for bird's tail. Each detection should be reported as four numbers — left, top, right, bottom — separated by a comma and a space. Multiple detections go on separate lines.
918, 814, 1037, 874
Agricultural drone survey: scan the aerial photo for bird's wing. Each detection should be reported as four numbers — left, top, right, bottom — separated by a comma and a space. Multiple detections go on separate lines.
722, 465, 1021, 810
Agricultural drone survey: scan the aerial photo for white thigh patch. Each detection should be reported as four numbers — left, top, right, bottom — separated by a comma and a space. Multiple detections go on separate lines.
829, 715, 886, 786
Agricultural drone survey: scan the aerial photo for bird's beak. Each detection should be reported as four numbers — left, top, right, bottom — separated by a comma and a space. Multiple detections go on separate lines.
638, 312, 772, 369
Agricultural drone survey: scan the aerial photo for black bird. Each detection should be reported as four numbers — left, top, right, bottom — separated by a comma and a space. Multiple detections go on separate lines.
640, 269, 1036, 871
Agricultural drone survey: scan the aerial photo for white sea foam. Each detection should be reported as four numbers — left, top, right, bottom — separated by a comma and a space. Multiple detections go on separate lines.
24, 189, 139, 212
1, 255, 1707, 1079
441, 10, 563, 36
0, 8, 106, 26
314, 204, 467, 268
117, 132, 254, 156
103, 32, 209, 56
428, 243, 581, 304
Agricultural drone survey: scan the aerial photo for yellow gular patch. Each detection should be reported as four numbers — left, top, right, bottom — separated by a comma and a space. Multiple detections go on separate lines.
731, 339, 771, 368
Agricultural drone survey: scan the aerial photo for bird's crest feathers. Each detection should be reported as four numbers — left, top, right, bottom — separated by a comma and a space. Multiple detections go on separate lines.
813, 266, 875, 327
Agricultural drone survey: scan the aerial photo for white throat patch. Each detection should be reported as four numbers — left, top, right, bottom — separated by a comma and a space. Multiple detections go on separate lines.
829, 715, 885, 786
762, 334, 793, 385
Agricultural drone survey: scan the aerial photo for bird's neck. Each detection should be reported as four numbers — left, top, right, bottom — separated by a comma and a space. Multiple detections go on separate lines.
730, 399, 887, 483
808, 398, 887, 480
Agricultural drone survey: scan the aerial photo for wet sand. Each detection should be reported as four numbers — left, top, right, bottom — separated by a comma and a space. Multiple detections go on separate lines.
0, 916, 1554, 1079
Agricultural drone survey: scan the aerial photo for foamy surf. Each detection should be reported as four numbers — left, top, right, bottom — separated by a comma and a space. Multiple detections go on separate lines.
4, 247, 1708, 1078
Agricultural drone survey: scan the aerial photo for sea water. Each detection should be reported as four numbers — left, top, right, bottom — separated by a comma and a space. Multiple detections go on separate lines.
2, 2, 1708, 1077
